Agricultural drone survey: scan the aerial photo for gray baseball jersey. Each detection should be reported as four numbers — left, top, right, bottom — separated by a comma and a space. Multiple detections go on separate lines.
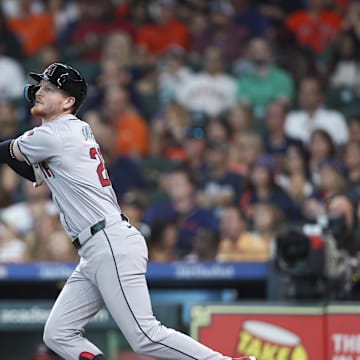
15, 114, 233, 360
16, 114, 120, 238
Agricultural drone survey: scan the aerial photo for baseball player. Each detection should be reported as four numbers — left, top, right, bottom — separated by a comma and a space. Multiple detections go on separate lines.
0, 62, 256, 360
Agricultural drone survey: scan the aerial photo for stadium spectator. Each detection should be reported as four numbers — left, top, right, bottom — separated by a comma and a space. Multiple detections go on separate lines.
143, 164, 219, 258
228, 103, 254, 137
0, 218, 29, 262
239, 154, 302, 222
285, 76, 349, 146
217, 205, 269, 262
343, 140, 360, 201
232, 0, 272, 38
348, 115, 360, 142
123, 0, 152, 30
150, 101, 190, 160
206, 0, 252, 63
325, 30, 360, 94
341, 0, 360, 40
0, 8, 23, 59
102, 84, 150, 159
320, 159, 346, 199
184, 228, 220, 262
217, 205, 247, 261
0, 52, 26, 100
91, 31, 138, 109
46, 230, 78, 263
157, 46, 193, 105
187, 11, 213, 66
205, 113, 232, 143
263, 100, 303, 170
6, 0, 55, 56
236, 37, 295, 122
277, 144, 314, 204
147, 219, 178, 262
63, 0, 134, 62
176, 45, 237, 116
231, 130, 264, 176
96, 58, 128, 90
118, 190, 149, 235
197, 140, 244, 214
303, 159, 348, 220
250, 202, 284, 260
278, 42, 319, 90
326, 192, 360, 254
308, 129, 337, 187
8, 181, 60, 261
324, 29, 360, 117
47, 0, 79, 42
101, 31, 134, 69
256, 0, 305, 43
99, 31, 136, 84
216, 205, 279, 262
32, 45, 63, 72
183, 123, 208, 186
136, 0, 189, 56
285, 0, 343, 55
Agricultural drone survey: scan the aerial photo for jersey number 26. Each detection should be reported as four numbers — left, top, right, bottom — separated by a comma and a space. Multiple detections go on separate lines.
89, 147, 111, 187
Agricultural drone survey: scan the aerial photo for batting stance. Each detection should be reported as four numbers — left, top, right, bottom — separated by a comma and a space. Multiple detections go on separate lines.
0, 63, 256, 360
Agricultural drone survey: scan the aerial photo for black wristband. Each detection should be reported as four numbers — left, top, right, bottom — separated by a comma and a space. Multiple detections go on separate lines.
9, 139, 16, 159
0, 139, 13, 163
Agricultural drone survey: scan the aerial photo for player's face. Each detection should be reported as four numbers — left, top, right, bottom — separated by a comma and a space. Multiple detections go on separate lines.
31, 80, 75, 121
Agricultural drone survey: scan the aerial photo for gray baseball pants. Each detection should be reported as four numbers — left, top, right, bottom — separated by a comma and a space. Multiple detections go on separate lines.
43, 214, 228, 360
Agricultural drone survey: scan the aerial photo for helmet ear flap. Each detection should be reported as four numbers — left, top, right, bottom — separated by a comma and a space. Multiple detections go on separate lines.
24, 84, 40, 105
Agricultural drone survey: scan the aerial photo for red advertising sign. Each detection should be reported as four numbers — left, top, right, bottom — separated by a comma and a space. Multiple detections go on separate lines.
326, 305, 360, 360
190, 305, 325, 360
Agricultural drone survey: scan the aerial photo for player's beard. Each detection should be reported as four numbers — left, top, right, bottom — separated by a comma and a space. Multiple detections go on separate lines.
30, 104, 46, 117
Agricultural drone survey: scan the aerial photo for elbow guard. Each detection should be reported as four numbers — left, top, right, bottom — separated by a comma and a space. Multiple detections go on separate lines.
0, 139, 36, 182
0, 139, 14, 163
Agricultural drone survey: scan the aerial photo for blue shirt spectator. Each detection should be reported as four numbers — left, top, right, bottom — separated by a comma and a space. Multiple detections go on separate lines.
142, 164, 219, 257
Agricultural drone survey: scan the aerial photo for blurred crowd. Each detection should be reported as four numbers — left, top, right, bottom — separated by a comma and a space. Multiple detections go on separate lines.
0, 0, 360, 264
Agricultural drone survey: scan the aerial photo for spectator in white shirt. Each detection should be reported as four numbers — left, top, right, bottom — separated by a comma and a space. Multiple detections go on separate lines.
176, 45, 237, 116
158, 46, 193, 104
0, 55, 26, 100
0, 220, 29, 263
284, 77, 349, 146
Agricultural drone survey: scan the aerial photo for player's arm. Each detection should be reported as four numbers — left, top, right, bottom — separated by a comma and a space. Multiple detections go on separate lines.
0, 139, 36, 182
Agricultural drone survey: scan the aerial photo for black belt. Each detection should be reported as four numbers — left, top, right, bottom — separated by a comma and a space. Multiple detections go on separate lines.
72, 219, 106, 249
72, 214, 129, 249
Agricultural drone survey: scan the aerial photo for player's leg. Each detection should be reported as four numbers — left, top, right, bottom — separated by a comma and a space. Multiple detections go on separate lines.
97, 223, 229, 360
43, 264, 105, 360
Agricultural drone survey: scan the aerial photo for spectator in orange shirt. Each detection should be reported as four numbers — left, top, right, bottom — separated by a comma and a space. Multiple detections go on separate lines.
6, 0, 55, 56
285, 0, 343, 54
102, 84, 150, 159
0, 8, 23, 59
136, 0, 189, 56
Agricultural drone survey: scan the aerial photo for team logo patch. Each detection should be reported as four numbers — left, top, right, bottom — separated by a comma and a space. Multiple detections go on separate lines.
45, 64, 57, 77
26, 130, 35, 136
